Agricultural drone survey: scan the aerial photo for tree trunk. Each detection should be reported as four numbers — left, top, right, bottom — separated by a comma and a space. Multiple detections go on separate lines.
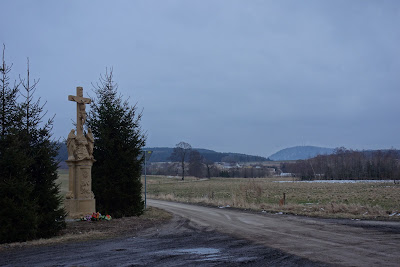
181, 160, 185, 180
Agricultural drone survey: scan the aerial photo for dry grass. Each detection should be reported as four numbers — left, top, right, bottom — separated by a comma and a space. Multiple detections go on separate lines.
0, 171, 172, 249
0, 207, 172, 250
57, 169, 69, 197
144, 175, 400, 220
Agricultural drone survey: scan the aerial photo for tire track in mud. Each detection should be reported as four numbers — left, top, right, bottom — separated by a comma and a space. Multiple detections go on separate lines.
148, 199, 400, 267
1, 216, 327, 267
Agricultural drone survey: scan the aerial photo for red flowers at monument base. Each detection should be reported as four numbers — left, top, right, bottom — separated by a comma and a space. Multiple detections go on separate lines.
80, 212, 112, 221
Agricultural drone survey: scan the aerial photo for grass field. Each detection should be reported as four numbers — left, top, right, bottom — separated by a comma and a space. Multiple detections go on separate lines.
57, 169, 69, 198
56, 170, 400, 220
143, 175, 400, 220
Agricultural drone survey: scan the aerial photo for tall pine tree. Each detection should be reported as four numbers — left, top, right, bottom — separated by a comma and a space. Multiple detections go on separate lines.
87, 69, 146, 218
19, 58, 65, 238
0, 46, 65, 243
0, 45, 38, 243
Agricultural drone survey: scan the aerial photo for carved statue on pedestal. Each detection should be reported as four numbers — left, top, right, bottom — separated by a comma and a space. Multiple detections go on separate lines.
67, 129, 77, 160
65, 87, 96, 218
86, 128, 94, 159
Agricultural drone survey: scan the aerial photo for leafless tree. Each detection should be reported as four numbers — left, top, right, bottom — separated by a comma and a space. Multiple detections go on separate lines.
188, 150, 205, 178
204, 159, 213, 179
169, 141, 192, 180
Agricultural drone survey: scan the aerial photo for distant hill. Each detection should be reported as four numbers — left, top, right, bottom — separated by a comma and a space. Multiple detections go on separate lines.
56, 144, 269, 165
56, 142, 68, 169
269, 146, 335, 161
144, 147, 269, 163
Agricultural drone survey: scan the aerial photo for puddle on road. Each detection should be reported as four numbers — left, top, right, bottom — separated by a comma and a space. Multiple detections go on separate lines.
155, 247, 259, 263
175, 248, 220, 255
156, 247, 224, 261
162, 247, 234, 262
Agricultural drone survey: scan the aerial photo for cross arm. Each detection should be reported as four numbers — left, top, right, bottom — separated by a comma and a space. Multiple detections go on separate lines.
68, 95, 91, 104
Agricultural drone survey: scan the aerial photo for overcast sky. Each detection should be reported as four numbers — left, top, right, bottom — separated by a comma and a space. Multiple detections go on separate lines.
2, 0, 399, 157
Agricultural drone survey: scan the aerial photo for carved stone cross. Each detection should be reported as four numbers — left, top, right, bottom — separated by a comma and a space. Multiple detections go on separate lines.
65, 86, 96, 218
68, 87, 91, 136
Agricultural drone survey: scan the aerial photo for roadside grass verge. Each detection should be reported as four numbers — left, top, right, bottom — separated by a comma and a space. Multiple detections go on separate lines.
0, 207, 172, 250
143, 175, 400, 220
0, 171, 173, 248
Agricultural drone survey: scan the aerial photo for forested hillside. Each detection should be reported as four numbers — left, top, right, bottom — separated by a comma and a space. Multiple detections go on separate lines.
281, 148, 400, 180
269, 146, 335, 160
145, 147, 269, 163
57, 144, 268, 165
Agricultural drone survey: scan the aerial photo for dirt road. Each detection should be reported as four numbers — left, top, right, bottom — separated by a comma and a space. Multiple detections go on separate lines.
1, 216, 325, 266
1, 200, 399, 266
148, 199, 400, 267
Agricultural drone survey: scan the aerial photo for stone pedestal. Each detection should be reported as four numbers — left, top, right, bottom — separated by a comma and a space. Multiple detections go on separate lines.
65, 158, 96, 218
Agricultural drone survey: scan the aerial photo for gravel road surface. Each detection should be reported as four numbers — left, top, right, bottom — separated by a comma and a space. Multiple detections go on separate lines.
1, 199, 399, 266
1, 216, 325, 266
148, 199, 400, 267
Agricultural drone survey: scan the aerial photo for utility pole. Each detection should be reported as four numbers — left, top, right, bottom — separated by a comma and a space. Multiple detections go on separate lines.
143, 150, 153, 209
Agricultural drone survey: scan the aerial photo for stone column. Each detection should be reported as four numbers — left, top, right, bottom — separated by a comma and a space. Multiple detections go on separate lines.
64, 158, 96, 218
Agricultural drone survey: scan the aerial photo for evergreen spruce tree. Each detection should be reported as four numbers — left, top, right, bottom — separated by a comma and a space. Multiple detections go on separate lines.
0, 130, 39, 243
19, 58, 65, 238
0, 46, 65, 243
0, 44, 20, 137
0, 45, 38, 243
87, 69, 146, 218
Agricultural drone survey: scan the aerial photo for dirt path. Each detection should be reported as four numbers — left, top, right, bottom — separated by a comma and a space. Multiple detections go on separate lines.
1, 216, 326, 266
148, 199, 400, 267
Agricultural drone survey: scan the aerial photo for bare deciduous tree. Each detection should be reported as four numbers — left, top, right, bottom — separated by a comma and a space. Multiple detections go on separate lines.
188, 150, 205, 178
169, 141, 192, 180
204, 159, 213, 179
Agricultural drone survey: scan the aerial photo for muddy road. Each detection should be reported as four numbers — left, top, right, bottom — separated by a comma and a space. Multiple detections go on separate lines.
148, 199, 400, 267
1, 217, 325, 266
1, 200, 399, 266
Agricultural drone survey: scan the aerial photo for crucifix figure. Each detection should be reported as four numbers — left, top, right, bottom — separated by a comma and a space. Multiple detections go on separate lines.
68, 87, 91, 136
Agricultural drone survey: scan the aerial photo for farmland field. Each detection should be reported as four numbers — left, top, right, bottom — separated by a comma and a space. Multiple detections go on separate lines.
143, 175, 400, 220
56, 170, 400, 220
57, 169, 69, 198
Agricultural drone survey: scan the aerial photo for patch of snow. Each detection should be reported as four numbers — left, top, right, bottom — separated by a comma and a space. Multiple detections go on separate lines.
276, 180, 394, 184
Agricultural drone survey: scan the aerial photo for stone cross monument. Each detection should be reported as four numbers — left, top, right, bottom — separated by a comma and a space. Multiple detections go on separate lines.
64, 87, 96, 218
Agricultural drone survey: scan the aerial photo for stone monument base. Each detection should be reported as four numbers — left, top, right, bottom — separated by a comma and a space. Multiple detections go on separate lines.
65, 198, 96, 219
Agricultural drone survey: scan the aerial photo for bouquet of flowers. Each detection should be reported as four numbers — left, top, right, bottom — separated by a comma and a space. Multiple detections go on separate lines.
80, 212, 112, 221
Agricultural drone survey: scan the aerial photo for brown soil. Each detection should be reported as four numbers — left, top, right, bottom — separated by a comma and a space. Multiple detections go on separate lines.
61, 207, 172, 238
0, 207, 172, 250
1, 211, 328, 266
